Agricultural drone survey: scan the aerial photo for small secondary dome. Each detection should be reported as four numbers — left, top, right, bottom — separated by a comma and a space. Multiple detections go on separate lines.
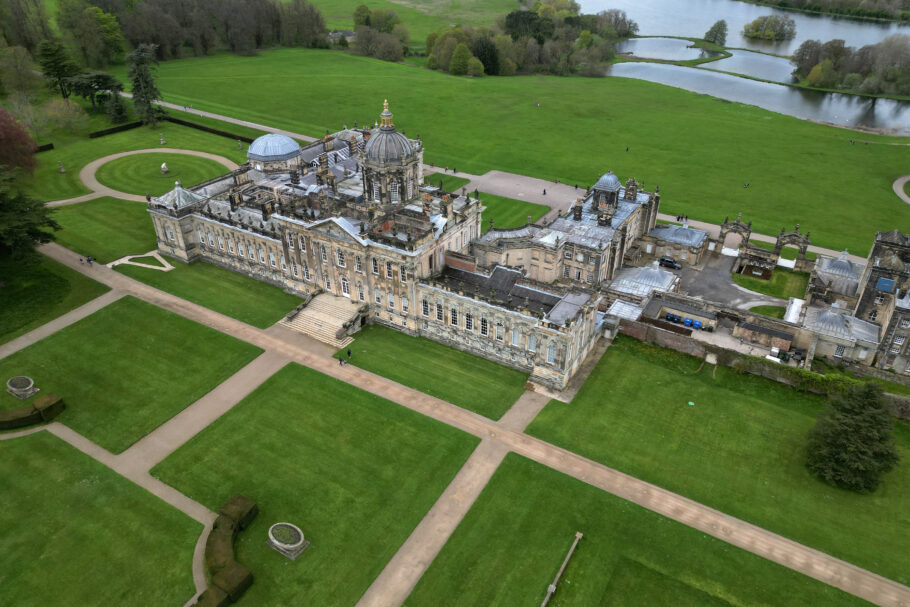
594, 171, 621, 192
248, 133, 301, 162
820, 250, 857, 279
364, 100, 413, 165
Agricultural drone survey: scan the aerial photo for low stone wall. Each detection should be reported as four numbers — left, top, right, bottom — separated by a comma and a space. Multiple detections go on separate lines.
0, 394, 65, 430
196, 494, 258, 607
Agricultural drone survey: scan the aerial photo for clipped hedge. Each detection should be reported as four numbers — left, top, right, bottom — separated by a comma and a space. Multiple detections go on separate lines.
88, 121, 144, 138
36, 143, 55, 153
0, 394, 65, 430
163, 116, 255, 143
732, 355, 862, 395
197, 494, 258, 606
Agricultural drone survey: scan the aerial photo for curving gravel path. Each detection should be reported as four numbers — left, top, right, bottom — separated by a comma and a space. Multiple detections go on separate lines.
46, 148, 238, 207
893, 175, 910, 206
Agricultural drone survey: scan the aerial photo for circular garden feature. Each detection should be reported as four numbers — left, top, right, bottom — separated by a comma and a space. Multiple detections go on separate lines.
6, 376, 39, 400
95, 153, 230, 197
266, 522, 309, 561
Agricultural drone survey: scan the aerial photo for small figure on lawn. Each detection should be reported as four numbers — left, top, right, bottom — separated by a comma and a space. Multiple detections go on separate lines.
160, 162, 169, 174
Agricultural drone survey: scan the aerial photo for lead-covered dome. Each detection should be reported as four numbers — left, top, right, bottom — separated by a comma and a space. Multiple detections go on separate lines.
364, 100, 413, 164
247, 133, 301, 162
594, 170, 621, 192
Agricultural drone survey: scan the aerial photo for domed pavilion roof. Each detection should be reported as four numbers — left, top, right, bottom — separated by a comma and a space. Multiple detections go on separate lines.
247, 133, 301, 162
364, 100, 413, 165
594, 171, 621, 192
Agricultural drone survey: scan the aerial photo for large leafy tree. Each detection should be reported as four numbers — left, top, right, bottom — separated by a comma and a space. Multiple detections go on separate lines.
67, 71, 124, 110
449, 42, 472, 76
0, 176, 59, 258
126, 43, 163, 126
58, 0, 125, 68
0, 105, 37, 175
704, 20, 727, 46
807, 383, 899, 493
37, 39, 81, 99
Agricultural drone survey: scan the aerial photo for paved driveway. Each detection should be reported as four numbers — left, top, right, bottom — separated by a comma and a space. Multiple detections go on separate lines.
677, 254, 788, 310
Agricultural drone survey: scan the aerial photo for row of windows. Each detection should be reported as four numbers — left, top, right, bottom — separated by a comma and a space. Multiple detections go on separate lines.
285, 233, 408, 282
562, 266, 595, 283
421, 300, 555, 363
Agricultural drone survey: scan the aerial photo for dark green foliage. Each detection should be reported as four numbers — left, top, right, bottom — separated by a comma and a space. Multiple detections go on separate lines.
58, 0, 125, 68
704, 19, 728, 46
807, 383, 900, 493
0, 173, 58, 258
105, 92, 128, 123
66, 71, 124, 110
37, 39, 81, 99
792, 35, 910, 97
126, 43, 164, 126
449, 42, 472, 75
278, 0, 327, 48
471, 36, 500, 76
0, 0, 53, 55
743, 14, 796, 40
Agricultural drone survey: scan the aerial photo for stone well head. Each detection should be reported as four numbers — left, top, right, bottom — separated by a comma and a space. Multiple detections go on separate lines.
6, 376, 39, 400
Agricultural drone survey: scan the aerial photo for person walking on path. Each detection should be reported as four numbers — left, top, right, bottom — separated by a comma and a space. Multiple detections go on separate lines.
79, 257, 84, 264
86, 257, 93, 267
347, 348, 352, 361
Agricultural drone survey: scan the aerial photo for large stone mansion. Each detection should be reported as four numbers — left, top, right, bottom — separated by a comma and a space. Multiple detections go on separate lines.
147, 101, 910, 388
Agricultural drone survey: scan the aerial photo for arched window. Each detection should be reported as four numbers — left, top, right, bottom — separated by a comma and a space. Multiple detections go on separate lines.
511, 328, 520, 346
547, 344, 556, 364
341, 276, 350, 296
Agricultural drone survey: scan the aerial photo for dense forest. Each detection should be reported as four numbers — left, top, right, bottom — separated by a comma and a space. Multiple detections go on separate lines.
793, 34, 910, 96
738, 0, 910, 22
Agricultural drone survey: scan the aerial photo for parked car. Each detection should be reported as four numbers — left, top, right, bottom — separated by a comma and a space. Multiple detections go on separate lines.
659, 256, 682, 269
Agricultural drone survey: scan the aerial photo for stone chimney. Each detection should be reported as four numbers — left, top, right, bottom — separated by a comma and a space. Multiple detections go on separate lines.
573, 200, 583, 221
229, 191, 241, 212
624, 178, 638, 201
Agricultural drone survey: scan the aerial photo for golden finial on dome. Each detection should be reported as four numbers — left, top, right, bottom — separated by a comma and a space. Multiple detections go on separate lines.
380, 99, 394, 129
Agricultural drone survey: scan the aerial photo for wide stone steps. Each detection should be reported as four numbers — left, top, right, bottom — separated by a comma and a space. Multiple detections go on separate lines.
279, 293, 359, 349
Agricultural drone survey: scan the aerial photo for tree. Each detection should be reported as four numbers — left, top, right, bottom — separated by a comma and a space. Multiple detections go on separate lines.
471, 36, 500, 76
468, 56, 484, 77
105, 92, 128, 123
0, 0, 53, 55
807, 383, 899, 493
43, 98, 89, 133
126, 43, 163, 126
58, 0, 125, 68
37, 39, 81, 100
0, 105, 36, 175
449, 42, 472, 76
0, 46, 41, 96
279, 0, 327, 48
67, 71, 123, 110
806, 58, 837, 88
792, 39, 822, 77
353, 4, 371, 28
743, 15, 796, 41
704, 19, 727, 46
0, 174, 59, 259
598, 9, 637, 38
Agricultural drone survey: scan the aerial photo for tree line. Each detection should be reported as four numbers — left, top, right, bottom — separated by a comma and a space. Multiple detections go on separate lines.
792, 34, 910, 96
740, 0, 909, 22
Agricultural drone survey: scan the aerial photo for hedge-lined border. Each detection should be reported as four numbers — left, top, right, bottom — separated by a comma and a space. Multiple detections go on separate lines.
163, 116, 256, 143
196, 494, 258, 606
0, 394, 65, 430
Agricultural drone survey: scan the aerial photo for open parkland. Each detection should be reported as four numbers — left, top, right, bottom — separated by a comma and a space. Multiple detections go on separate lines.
2, 43, 910, 607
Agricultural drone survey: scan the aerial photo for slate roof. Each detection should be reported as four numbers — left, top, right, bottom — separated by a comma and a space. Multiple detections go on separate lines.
649, 225, 707, 247
610, 262, 677, 296
247, 134, 301, 161
803, 306, 880, 343
155, 184, 206, 210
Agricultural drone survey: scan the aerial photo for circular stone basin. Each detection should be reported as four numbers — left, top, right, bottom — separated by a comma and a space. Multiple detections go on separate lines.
7, 376, 33, 391
268, 522, 305, 550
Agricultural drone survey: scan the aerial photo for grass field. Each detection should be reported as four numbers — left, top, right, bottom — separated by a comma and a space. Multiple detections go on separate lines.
152, 362, 478, 606
480, 192, 549, 232
109, 48, 910, 254
306, 0, 515, 42
749, 238, 818, 260
338, 324, 527, 419
733, 267, 810, 299
750, 304, 786, 318
51, 197, 157, 263
526, 336, 910, 585
94, 152, 230, 197
26, 122, 248, 202
116, 260, 302, 328
0, 297, 262, 453
0, 255, 109, 345
406, 454, 867, 606
423, 172, 469, 192
0, 432, 200, 606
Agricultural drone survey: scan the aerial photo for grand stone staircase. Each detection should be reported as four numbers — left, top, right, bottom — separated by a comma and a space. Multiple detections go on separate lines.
280, 293, 362, 348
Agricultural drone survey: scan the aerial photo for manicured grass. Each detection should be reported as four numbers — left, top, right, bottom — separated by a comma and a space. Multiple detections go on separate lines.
94, 152, 230, 197
303, 0, 515, 41
51, 197, 157, 263
526, 336, 910, 585
0, 255, 109, 345
905, 180, 910, 198
125, 255, 167, 267
24, 122, 248, 202
337, 324, 527, 419
480, 192, 549, 232
424, 172, 470, 192
109, 48, 910, 254
407, 454, 867, 606
0, 297, 262, 453
152, 362, 478, 606
733, 267, 810, 299
116, 260, 302, 328
749, 238, 818, 260
750, 304, 786, 318
0, 432, 200, 605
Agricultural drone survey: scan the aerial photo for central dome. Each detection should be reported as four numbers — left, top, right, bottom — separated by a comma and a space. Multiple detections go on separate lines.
594, 171, 621, 192
364, 100, 413, 164
248, 133, 301, 162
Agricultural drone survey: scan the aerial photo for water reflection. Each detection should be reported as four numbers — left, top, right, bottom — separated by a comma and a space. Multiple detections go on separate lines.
711, 50, 795, 82
606, 62, 910, 134
615, 37, 721, 61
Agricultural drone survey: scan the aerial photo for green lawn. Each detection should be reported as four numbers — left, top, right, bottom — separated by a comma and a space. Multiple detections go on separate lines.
125, 255, 167, 267
0, 255, 109, 345
0, 432, 200, 606
905, 180, 910, 198
116, 261, 302, 328
94, 152, 230, 197
749, 238, 818, 260
526, 336, 910, 585
480, 192, 549, 233
750, 304, 786, 318
0, 297, 262, 453
423, 171, 470, 192
151, 362, 478, 606
51, 197, 157, 263
733, 268, 810, 299
24, 122, 248, 202
109, 48, 910, 254
338, 324, 527, 419
406, 454, 867, 607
